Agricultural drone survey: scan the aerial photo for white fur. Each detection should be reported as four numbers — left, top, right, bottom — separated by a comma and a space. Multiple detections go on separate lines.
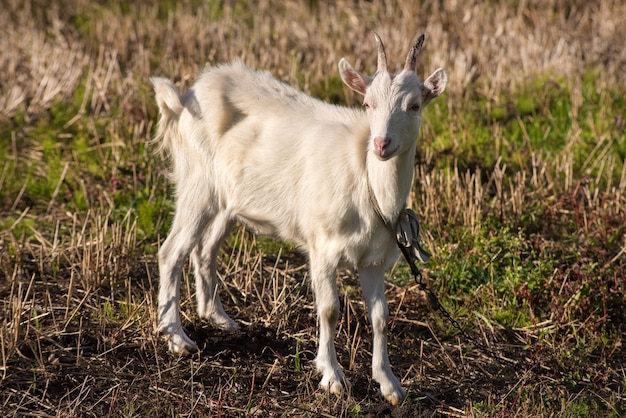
151, 35, 446, 405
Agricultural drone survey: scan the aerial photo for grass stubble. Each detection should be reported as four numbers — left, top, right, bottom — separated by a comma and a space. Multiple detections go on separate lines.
1, 0, 625, 416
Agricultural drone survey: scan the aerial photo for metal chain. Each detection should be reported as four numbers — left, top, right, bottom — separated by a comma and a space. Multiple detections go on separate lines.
396, 241, 518, 367
365, 176, 518, 367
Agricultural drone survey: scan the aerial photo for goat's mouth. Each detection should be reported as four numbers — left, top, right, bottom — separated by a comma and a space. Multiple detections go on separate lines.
373, 144, 399, 160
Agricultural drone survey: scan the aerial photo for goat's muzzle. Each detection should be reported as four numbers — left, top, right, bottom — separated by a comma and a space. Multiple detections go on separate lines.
373, 136, 395, 159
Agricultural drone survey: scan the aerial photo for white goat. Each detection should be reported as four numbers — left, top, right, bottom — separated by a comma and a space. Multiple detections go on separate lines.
151, 33, 446, 405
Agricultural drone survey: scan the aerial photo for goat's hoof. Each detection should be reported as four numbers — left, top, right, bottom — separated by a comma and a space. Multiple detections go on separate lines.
165, 332, 198, 355
379, 384, 406, 406
383, 390, 405, 406
375, 370, 406, 405
319, 373, 351, 395
319, 379, 344, 395
211, 313, 239, 331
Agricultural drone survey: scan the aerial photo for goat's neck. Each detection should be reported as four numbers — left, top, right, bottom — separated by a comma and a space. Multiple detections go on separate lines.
366, 145, 415, 226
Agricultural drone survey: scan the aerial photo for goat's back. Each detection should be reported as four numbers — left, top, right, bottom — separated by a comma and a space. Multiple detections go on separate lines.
165, 62, 384, 261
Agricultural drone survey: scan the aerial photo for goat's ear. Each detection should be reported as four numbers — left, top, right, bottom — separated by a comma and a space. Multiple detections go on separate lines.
339, 58, 372, 96
421, 68, 447, 105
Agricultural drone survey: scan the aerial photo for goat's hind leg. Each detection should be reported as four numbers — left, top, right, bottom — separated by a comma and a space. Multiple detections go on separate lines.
158, 204, 209, 354
191, 212, 238, 330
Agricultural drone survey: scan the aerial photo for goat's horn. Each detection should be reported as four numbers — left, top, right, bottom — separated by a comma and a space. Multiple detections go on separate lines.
404, 34, 425, 72
373, 32, 387, 73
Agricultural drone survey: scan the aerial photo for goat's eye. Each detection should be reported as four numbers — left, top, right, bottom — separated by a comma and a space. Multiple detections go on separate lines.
409, 103, 420, 112
363, 102, 371, 109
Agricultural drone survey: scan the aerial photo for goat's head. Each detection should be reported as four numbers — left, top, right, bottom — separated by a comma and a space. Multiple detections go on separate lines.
339, 33, 447, 161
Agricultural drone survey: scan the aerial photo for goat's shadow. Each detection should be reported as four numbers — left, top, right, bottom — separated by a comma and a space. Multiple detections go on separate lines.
188, 321, 300, 366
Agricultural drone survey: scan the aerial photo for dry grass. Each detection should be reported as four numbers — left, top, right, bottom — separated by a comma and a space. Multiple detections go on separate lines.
1, 0, 625, 416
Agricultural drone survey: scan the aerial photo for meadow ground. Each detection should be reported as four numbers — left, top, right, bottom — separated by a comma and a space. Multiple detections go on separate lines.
1, 0, 625, 416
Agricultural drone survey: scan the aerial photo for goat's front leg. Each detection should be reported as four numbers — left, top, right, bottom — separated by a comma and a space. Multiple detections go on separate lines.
310, 251, 348, 395
359, 265, 405, 405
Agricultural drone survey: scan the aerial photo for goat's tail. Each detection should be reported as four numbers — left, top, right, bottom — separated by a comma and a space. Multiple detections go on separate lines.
150, 77, 184, 156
